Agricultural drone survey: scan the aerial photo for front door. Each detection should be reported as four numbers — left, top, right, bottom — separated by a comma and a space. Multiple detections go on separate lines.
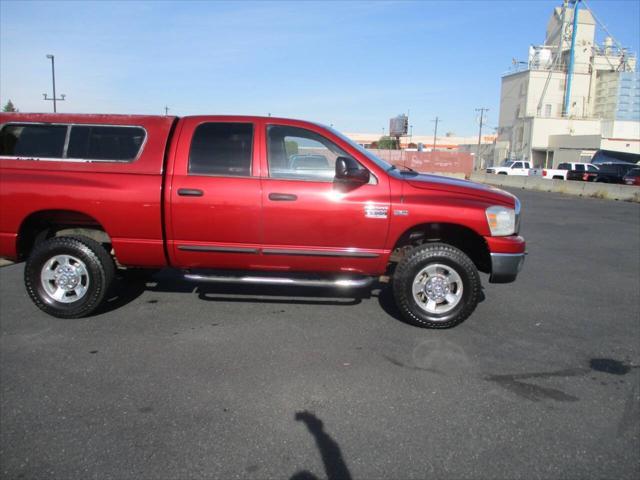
259, 123, 390, 274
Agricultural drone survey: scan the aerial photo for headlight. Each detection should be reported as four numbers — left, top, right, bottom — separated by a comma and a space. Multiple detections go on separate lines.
486, 205, 516, 236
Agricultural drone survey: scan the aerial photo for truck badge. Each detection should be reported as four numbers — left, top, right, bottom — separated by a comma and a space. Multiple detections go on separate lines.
364, 205, 388, 219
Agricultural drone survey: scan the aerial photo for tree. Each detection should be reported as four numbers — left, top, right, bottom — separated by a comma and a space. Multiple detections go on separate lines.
2, 100, 17, 112
377, 136, 399, 150
285, 140, 299, 157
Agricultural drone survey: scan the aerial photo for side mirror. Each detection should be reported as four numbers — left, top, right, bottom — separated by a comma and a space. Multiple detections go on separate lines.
335, 156, 370, 184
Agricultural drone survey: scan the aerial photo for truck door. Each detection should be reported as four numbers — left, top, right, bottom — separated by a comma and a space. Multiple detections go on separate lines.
259, 123, 390, 275
167, 118, 262, 269
512, 161, 526, 175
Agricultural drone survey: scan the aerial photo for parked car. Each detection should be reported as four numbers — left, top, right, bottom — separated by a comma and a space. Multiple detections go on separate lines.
567, 163, 637, 183
622, 168, 640, 186
591, 149, 640, 166
487, 161, 533, 175
0, 113, 526, 329
543, 162, 598, 180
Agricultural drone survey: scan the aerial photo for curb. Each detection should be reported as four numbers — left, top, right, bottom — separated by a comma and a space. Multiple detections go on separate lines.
470, 173, 640, 202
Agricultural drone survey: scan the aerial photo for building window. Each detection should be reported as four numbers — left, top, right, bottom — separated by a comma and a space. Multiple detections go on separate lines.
544, 104, 552, 117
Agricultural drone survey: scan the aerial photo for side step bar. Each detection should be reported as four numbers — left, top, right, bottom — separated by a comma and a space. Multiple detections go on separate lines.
183, 272, 374, 289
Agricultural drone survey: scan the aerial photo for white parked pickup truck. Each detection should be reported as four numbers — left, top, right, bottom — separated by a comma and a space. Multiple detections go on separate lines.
487, 161, 533, 176
542, 162, 598, 180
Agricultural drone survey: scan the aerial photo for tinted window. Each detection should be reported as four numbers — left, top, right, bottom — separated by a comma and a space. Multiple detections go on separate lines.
587, 165, 598, 172
268, 125, 356, 181
67, 126, 145, 161
574, 164, 585, 172
513, 162, 523, 168
189, 123, 253, 176
592, 149, 640, 165
627, 168, 640, 178
558, 163, 570, 170
0, 124, 66, 158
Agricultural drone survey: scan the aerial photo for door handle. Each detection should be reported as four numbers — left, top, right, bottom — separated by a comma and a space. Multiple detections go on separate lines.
178, 188, 204, 197
268, 193, 298, 201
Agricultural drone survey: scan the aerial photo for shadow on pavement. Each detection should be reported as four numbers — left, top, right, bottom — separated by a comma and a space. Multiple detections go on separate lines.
291, 411, 352, 480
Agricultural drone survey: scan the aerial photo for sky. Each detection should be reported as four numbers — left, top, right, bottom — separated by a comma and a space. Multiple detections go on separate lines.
1, 0, 639, 137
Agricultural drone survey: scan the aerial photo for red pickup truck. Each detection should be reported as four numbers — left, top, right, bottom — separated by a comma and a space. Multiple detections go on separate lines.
0, 113, 525, 328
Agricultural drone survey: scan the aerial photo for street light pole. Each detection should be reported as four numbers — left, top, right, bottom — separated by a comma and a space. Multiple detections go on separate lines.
431, 116, 439, 151
475, 107, 489, 170
43, 54, 66, 112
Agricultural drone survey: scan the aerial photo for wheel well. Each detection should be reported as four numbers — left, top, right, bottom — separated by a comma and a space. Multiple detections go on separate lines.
390, 223, 491, 274
17, 210, 111, 260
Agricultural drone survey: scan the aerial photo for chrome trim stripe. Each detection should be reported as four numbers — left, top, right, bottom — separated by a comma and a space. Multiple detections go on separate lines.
261, 248, 379, 258
178, 245, 259, 254
184, 274, 373, 288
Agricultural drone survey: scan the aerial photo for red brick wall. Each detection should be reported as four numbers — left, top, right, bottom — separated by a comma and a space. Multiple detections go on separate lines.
368, 149, 473, 177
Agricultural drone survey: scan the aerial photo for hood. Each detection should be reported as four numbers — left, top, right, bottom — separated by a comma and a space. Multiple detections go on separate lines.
403, 173, 516, 207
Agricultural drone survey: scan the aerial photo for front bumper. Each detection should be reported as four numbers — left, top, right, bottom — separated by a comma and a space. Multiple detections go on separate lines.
489, 252, 526, 283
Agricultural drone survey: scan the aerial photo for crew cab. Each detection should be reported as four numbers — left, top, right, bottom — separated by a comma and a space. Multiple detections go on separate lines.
543, 162, 598, 180
486, 161, 533, 176
0, 113, 526, 329
567, 162, 637, 183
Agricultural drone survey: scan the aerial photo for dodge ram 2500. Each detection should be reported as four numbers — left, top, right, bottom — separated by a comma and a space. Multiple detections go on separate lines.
0, 113, 526, 328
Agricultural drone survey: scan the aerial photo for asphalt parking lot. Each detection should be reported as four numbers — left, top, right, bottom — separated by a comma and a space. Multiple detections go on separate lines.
1, 188, 639, 480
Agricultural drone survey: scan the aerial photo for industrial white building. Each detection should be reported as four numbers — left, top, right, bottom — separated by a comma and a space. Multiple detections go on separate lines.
496, 1, 639, 168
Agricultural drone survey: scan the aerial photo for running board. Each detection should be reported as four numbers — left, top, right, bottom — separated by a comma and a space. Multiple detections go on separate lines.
183, 272, 374, 288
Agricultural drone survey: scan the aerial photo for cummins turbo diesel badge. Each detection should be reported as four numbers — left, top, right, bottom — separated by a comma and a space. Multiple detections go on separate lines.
364, 205, 388, 218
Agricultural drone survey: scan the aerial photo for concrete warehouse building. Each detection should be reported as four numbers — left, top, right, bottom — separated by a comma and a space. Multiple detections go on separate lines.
496, 0, 640, 168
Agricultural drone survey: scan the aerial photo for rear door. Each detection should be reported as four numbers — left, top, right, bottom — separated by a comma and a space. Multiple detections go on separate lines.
167, 117, 262, 269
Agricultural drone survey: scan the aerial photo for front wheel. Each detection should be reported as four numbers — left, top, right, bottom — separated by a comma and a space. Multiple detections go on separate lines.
392, 243, 481, 328
24, 236, 115, 318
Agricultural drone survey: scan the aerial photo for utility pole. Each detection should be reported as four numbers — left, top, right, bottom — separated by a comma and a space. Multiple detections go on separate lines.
164, 106, 169, 116
431, 116, 439, 151
43, 54, 66, 112
475, 108, 489, 170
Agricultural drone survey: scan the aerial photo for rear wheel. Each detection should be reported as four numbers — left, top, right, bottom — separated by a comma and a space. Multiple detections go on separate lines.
392, 243, 481, 328
24, 236, 115, 318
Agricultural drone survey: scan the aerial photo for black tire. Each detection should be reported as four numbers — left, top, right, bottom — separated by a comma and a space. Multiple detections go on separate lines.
24, 236, 115, 318
498, 172, 507, 175
392, 243, 481, 328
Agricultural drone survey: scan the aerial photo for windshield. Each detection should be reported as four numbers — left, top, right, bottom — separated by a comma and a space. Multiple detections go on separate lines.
502, 161, 515, 167
325, 126, 394, 171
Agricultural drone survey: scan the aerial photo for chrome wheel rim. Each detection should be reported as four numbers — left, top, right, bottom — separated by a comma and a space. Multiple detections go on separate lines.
40, 255, 90, 304
412, 263, 463, 315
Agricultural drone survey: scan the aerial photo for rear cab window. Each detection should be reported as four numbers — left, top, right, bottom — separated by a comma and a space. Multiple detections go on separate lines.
188, 123, 253, 176
0, 123, 146, 162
